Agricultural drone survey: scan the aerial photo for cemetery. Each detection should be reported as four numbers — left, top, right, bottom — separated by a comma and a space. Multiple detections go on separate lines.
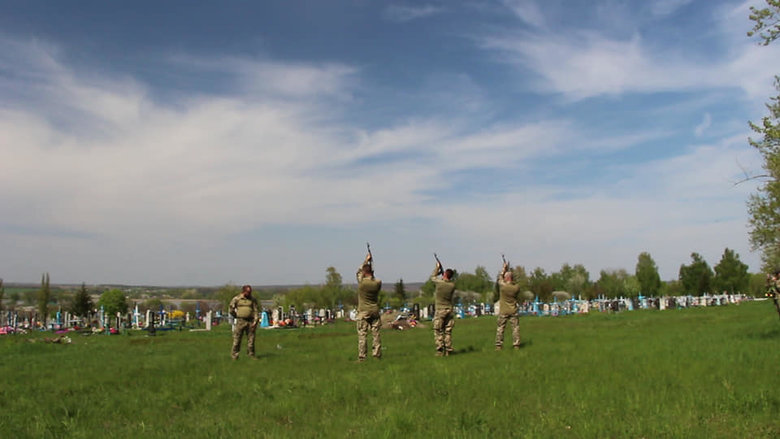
1, 297, 777, 438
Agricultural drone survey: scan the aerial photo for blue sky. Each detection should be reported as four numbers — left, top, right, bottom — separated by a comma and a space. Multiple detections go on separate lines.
1, 0, 778, 286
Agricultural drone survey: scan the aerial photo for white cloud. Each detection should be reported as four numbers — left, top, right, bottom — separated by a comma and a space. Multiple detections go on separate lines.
501, 0, 546, 28
478, 4, 780, 102
694, 113, 712, 137
384, 4, 444, 22
0, 33, 763, 284
433, 134, 761, 279
169, 54, 358, 102
650, 0, 694, 17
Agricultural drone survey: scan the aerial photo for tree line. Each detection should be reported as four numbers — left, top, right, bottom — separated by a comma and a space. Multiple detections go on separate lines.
223, 247, 757, 311
0, 247, 760, 326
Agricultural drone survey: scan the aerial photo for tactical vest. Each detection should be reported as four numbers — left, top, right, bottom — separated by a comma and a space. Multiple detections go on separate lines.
235, 297, 255, 319
499, 282, 521, 315
357, 278, 382, 313
435, 281, 456, 308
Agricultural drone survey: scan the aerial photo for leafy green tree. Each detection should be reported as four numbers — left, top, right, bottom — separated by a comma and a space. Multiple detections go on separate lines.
455, 266, 492, 294
38, 273, 50, 326
180, 289, 200, 300
529, 267, 553, 303
749, 272, 771, 297
22, 289, 37, 306
98, 289, 129, 315
284, 285, 321, 310
712, 248, 750, 294
179, 302, 197, 316
420, 279, 435, 298
216, 283, 240, 311
747, 2, 780, 271
272, 293, 286, 308
394, 278, 406, 305
70, 283, 94, 318
747, 78, 780, 271
660, 279, 684, 297
623, 275, 641, 298
595, 270, 618, 298
336, 285, 357, 309
549, 264, 571, 291
143, 298, 164, 313
455, 272, 478, 290
508, 266, 531, 302
474, 266, 492, 292
635, 252, 662, 297
549, 263, 590, 298
585, 281, 603, 300
679, 253, 713, 295
748, 0, 780, 46
595, 269, 633, 298
320, 266, 345, 309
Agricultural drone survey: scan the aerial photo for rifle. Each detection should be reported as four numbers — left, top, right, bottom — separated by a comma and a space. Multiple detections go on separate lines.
366, 242, 373, 265
434, 253, 443, 275
500, 254, 511, 280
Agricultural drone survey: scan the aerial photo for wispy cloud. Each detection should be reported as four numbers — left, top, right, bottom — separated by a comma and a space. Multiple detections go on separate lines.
478, 2, 780, 101
436, 133, 759, 278
649, 0, 694, 17
694, 113, 712, 137
168, 54, 359, 101
383, 4, 444, 22
0, 23, 763, 284
501, 0, 546, 28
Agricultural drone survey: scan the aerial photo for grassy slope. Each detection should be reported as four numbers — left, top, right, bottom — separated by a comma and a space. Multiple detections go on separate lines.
1, 301, 778, 438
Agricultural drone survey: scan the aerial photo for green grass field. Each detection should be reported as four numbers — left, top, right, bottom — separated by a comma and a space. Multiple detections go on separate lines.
1, 301, 778, 438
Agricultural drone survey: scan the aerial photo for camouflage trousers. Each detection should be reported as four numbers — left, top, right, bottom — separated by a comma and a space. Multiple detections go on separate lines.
433, 308, 454, 353
232, 318, 256, 359
495, 314, 520, 348
356, 311, 381, 360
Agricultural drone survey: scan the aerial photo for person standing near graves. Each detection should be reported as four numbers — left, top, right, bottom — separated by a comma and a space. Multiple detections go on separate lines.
229, 285, 260, 360
431, 258, 456, 356
356, 251, 382, 361
766, 269, 780, 319
495, 261, 522, 350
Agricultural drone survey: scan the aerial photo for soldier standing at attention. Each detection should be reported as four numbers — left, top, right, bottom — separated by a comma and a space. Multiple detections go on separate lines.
229, 285, 259, 360
495, 261, 522, 350
356, 251, 382, 361
431, 259, 456, 356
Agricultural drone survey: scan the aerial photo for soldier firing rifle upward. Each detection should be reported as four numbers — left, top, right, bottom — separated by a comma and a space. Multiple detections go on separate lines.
431, 253, 456, 356
355, 245, 382, 361
495, 255, 522, 350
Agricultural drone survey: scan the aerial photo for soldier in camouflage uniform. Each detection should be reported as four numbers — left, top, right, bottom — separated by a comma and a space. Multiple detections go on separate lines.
768, 270, 780, 319
431, 261, 456, 356
229, 285, 260, 360
495, 262, 522, 350
356, 252, 382, 361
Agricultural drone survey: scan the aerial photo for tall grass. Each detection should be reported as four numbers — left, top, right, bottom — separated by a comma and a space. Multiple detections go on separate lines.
1, 301, 778, 438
